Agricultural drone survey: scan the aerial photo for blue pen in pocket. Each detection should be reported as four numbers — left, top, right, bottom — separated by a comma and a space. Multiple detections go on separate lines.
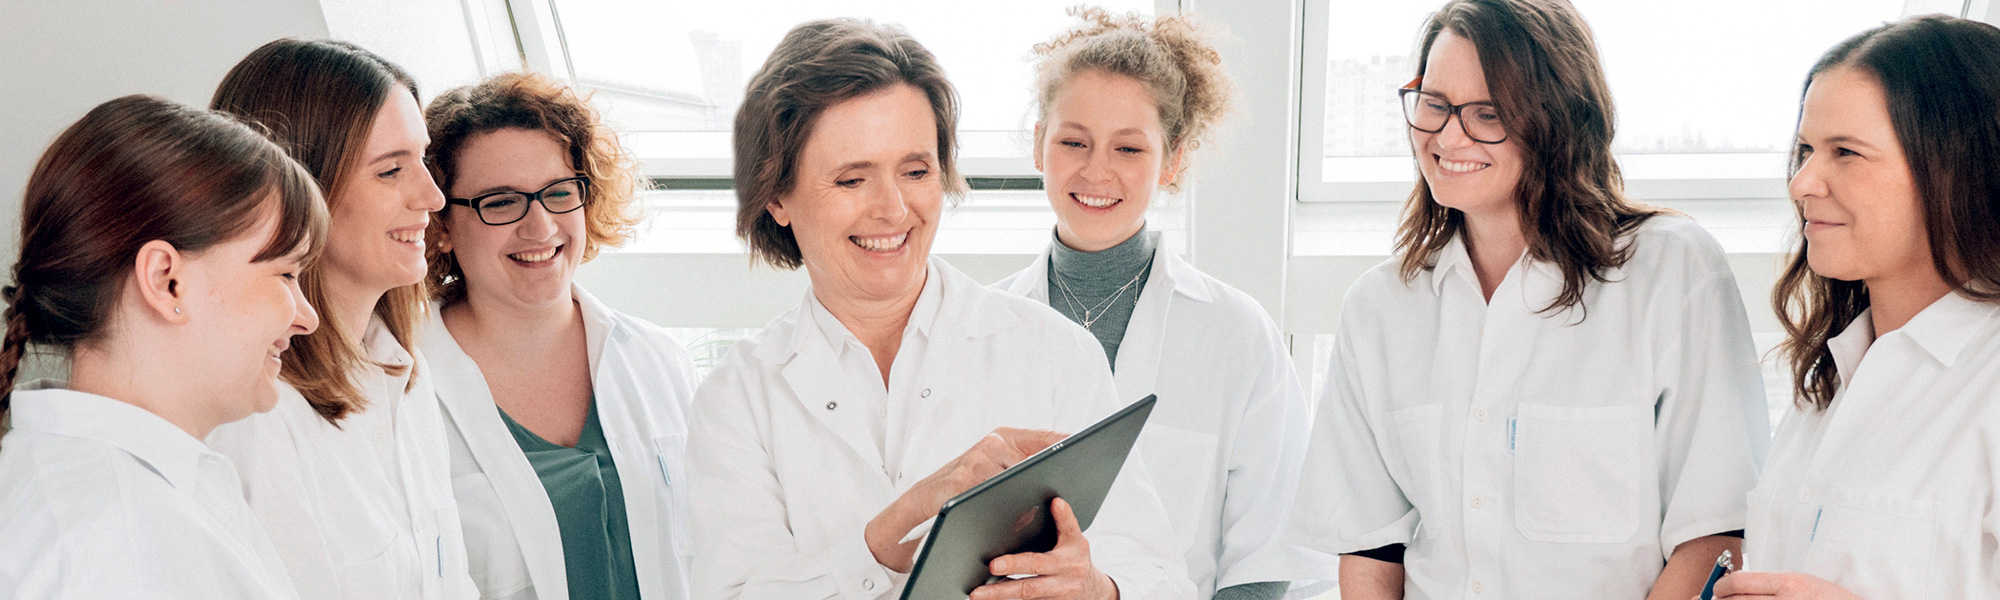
1698, 549, 1733, 600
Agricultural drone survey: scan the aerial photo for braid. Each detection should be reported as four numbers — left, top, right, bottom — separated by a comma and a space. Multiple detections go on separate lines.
0, 284, 34, 440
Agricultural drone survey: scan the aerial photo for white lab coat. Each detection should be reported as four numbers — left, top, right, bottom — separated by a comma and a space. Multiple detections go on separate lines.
687, 256, 1193, 600
208, 315, 479, 600
1744, 292, 2000, 598
994, 235, 1312, 596
1284, 215, 1770, 599
424, 284, 697, 600
0, 384, 300, 599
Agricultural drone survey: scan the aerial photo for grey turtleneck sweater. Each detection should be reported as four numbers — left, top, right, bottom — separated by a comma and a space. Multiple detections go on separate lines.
1047, 227, 1155, 369
1048, 227, 1291, 600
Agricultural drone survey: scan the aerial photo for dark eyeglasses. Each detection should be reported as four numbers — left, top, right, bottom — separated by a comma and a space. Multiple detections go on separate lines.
1398, 87, 1510, 144
446, 176, 591, 226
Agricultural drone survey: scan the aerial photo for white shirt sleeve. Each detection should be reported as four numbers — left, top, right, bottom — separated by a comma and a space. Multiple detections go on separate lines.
686, 367, 899, 600
1650, 269, 1771, 555
1287, 320, 1419, 556
1210, 314, 1313, 589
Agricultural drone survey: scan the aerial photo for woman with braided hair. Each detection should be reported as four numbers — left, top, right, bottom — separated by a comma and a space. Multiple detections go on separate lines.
0, 94, 324, 598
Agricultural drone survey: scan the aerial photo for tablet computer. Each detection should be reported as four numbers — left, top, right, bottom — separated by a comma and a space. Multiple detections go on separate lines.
898, 394, 1158, 600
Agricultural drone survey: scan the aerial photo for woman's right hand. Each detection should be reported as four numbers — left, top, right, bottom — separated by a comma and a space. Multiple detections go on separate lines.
865, 427, 1071, 572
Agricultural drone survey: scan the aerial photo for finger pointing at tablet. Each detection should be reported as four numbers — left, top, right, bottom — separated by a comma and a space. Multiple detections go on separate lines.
866, 427, 1073, 572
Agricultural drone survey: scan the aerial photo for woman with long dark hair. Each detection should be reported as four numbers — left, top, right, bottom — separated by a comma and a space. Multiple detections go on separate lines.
0, 95, 323, 598
1714, 15, 2000, 600
1282, 1, 1769, 598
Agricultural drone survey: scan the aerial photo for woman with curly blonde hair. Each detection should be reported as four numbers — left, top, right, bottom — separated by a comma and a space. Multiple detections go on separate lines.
992, 7, 1308, 599
418, 71, 701, 600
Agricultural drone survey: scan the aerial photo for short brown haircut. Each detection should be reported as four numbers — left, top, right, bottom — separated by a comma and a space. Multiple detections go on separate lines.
1396, 0, 1664, 316
422, 72, 643, 304
1032, 6, 1233, 191
212, 38, 423, 425
732, 18, 964, 270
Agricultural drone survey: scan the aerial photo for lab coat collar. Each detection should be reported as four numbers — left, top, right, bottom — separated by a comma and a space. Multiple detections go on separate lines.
757, 255, 1008, 366
1002, 231, 1216, 305
1427, 233, 1567, 317
573, 283, 632, 377
1892, 292, 1997, 369
1827, 309, 1875, 391
7, 382, 222, 491
1427, 234, 1476, 297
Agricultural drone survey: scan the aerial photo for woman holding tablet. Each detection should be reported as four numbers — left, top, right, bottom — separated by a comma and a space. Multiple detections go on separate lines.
1283, 1, 1769, 598
687, 18, 1188, 600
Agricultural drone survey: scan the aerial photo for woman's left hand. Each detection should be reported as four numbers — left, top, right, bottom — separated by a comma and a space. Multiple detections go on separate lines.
1710, 571, 1864, 599
970, 497, 1119, 600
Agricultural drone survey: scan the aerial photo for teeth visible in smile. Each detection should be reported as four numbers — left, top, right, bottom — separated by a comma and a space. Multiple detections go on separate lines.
509, 247, 560, 263
1439, 158, 1489, 173
390, 230, 423, 244
1074, 193, 1120, 208
851, 232, 908, 252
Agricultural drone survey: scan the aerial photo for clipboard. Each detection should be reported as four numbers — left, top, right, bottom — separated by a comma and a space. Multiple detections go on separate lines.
898, 395, 1157, 600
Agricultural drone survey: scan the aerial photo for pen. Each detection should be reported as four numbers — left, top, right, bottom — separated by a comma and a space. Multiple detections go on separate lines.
1699, 549, 1733, 600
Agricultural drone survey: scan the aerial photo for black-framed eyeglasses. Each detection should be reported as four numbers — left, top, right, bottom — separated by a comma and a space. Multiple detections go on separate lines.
1398, 87, 1510, 144
446, 175, 591, 226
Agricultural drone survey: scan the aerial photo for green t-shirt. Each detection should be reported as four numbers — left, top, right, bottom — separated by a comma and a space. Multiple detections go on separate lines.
499, 401, 641, 600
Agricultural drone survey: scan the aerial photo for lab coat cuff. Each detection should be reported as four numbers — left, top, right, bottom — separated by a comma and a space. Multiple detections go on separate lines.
836, 528, 898, 599
1660, 515, 1748, 559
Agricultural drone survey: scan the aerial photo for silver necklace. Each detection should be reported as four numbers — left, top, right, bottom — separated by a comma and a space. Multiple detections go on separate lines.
1050, 261, 1148, 331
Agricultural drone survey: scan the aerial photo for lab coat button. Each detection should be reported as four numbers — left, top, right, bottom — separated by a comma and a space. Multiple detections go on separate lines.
863, 578, 876, 591
920, 388, 931, 398
826, 401, 838, 411
1473, 407, 1487, 421
1473, 580, 1485, 594
1469, 496, 1484, 509
1797, 489, 1811, 502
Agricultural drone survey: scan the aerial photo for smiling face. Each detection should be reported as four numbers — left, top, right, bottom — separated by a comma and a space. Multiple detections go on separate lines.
322, 91, 446, 303
437, 128, 585, 310
766, 83, 942, 307
178, 206, 319, 418
1791, 65, 1932, 284
1037, 70, 1177, 252
1413, 30, 1526, 222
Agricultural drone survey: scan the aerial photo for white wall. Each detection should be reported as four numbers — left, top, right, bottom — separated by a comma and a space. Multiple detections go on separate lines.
0, 0, 330, 267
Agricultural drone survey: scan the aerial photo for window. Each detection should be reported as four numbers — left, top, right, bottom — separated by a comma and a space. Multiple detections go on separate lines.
540, 0, 1157, 178
1299, 0, 1910, 202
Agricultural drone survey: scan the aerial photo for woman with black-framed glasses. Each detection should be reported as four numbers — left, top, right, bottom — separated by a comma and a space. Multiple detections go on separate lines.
1276, 1, 1770, 599
419, 71, 700, 600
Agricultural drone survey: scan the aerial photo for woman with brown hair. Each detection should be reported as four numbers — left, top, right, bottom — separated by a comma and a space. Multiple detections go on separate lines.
1712, 15, 2000, 600
687, 17, 1189, 600
203, 38, 477, 599
419, 71, 698, 600
1282, 1, 1768, 598
0, 95, 322, 597
992, 8, 1306, 599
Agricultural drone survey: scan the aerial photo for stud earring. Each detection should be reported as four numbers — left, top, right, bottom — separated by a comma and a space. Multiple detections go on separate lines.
174, 307, 182, 314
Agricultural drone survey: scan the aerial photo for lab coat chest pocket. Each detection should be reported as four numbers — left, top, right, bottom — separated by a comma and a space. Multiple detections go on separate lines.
1389, 403, 1445, 539
1139, 423, 1219, 550
653, 433, 694, 563
1512, 402, 1649, 543
1804, 486, 1938, 599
